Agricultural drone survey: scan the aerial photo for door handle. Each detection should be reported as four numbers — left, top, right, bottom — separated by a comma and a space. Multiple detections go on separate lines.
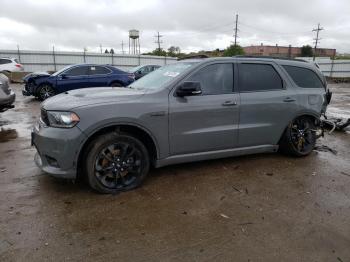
283, 97, 296, 102
222, 101, 237, 106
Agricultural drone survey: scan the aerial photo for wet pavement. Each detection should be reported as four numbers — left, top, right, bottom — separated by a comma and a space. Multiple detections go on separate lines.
0, 84, 349, 262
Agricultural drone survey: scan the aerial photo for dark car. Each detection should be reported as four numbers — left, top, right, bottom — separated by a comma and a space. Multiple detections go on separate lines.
128, 64, 161, 80
22, 64, 135, 100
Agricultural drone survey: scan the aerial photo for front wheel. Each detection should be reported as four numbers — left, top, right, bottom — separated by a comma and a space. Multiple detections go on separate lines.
279, 117, 317, 157
85, 132, 150, 194
38, 84, 55, 100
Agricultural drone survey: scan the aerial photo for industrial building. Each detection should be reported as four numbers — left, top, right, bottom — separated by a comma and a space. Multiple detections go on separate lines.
243, 44, 336, 58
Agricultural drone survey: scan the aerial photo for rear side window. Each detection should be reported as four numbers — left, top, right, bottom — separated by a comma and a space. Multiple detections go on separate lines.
0, 59, 11, 65
238, 63, 283, 92
186, 63, 233, 95
89, 66, 111, 75
283, 65, 324, 88
65, 66, 88, 76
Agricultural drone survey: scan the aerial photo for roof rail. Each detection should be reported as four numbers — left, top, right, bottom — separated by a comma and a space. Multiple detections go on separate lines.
234, 55, 307, 62
178, 54, 209, 61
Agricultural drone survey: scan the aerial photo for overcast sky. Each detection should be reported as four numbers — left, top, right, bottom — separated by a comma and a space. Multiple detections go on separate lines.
1, 0, 350, 54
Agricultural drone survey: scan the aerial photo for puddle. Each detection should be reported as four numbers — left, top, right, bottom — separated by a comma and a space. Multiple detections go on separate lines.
0, 128, 18, 143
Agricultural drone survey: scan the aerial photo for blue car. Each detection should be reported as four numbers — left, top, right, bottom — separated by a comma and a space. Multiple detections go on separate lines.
22, 64, 135, 100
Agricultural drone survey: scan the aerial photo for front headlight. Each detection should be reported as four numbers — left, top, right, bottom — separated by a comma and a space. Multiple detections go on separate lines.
46, 111, 80, 128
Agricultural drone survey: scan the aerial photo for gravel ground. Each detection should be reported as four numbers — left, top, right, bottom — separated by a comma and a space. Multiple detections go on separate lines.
0, 83, 349, 262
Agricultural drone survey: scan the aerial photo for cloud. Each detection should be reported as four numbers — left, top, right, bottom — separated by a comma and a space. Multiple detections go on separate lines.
0, 0, 349, 53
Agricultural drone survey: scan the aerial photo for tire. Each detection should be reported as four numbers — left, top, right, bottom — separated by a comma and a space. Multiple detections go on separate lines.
84, 132, 150, 194
38, 84, 55, 101
110, 82, 122, 87
279, 116, 317, 157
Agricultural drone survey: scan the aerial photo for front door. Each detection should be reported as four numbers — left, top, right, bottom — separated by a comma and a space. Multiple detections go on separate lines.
57, 65, 90, 92
169, 63, 240, 155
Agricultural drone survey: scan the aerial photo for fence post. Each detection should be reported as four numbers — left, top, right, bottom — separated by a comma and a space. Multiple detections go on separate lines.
111, 52, 114, 65
138, 54, 141, 65
164, 55, 167, 65
52, 46, 57, 72
17, 45, 21, 63
83, 50, 86, 63
330, 57, 335, 78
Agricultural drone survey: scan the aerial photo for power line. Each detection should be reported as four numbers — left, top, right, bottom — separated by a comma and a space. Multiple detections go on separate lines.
154, 31, 163, 51
312, 23, 324, 61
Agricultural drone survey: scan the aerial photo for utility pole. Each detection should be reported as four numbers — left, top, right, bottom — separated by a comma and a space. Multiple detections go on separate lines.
234, 14, 238, 46
121, 41, 125, 54
154, 32, 163, 51
99, 44, 102, 54
312, 23, 324, 61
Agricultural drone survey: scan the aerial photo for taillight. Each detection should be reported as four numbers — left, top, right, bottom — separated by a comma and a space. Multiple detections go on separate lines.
15, 64, 23, 68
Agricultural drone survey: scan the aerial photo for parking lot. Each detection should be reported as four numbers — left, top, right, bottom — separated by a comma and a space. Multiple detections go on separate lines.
0, 83, 349, 261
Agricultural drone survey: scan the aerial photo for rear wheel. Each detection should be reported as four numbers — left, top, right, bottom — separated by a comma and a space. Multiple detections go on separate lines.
85, 132, 150, 194
110, 82, 122, 87
38, 84, 55, 100
280, 117, 317, 157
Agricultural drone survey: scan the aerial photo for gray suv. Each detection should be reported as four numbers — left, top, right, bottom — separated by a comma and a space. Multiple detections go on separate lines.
32, 57, 331, 193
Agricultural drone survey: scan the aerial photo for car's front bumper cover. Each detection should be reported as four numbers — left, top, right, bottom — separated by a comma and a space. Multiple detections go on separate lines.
31, 121, 87, 179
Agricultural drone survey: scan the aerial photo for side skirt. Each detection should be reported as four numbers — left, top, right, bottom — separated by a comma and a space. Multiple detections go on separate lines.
155, 145, 279, 168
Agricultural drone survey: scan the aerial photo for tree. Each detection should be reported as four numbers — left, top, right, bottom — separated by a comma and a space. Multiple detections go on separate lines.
110, 48, 115, 54
223, 44, 245, 57
104, 49, 109, 54
301, 45, 313, 57
167, 46, 181, 57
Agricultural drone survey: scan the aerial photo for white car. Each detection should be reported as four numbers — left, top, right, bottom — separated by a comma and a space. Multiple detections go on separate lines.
0, 58, 24, 73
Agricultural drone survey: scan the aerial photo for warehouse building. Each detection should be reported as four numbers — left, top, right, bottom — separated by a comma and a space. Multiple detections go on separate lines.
243, 44, 336, 58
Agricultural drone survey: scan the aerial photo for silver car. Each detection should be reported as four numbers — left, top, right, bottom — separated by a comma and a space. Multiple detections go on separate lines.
0, 73, 16, 112
32, 57, 331, 193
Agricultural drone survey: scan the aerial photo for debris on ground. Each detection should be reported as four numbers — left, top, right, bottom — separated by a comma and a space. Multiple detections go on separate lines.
322, 117, 350, 133
314, 145, 338, 155
220, 214, 230, 219
340, 172, 350, 177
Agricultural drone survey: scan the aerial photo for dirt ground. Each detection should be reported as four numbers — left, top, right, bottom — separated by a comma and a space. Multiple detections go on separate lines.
0, 84, 349, 262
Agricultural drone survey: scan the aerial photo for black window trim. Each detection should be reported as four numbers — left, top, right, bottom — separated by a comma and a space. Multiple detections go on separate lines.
282, 65, 325, 89
237, 62, 285, 93
176, 62, 236, 96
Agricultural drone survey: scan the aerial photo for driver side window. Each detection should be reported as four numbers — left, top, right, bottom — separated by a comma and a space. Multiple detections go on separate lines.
64, 66, 88, 76
186, 63, 234, 95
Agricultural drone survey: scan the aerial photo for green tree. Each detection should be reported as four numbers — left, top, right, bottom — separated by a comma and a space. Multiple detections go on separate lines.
301, 45, 313, 57
223, 45, 245, 57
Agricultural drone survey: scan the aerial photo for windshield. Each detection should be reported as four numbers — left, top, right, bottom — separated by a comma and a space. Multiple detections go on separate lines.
51, 65, 72, 76
129, 62, 197, 90
128, 65, 143, 73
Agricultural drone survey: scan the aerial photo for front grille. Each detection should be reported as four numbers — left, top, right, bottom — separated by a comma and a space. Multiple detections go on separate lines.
41, 108, 49, 126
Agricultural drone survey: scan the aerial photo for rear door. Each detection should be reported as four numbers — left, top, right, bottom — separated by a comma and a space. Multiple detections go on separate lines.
169, 63, 240, 155
57, 65, 89, 91
88, 65, 112, 87
237, 62, 298, 147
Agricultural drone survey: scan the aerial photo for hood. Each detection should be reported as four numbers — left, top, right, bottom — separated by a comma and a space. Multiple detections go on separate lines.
42, 87, 146, 110
23, 72, 51, 81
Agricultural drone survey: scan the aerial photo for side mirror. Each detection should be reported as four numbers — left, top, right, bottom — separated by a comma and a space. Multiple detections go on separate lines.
176, 81, 202, 97
60, 73, 67, 79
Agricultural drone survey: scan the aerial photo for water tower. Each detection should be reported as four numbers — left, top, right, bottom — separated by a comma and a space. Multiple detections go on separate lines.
129, 29, 140, 55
